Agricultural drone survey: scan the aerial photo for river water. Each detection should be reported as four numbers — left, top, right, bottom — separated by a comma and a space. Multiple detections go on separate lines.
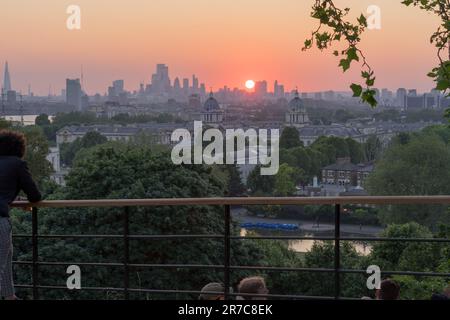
240, 228, 373, 256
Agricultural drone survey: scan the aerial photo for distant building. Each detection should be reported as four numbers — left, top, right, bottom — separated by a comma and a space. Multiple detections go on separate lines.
113, 80, 124, 95
396, 88, 407, 108
3, 61, 12, 92
192, 75, 199, 93
151, 64, 171, 94
183, 78, 189, 95
254, 81, 268, 97
321, 157, 373, 187
285, 90, 310, 128
66, 79, 82, 110
6, 90, 16, 104
201, 92, 223, 125
188, 94, 202, 109
56, 123, 188, 146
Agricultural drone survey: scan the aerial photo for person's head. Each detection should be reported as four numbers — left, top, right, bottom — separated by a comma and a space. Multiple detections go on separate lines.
376, 279, 400, 300
238, 276, 268, 300
0, 130, 26, 158
198, 282, 225, 301
431, 293, 449, 300
444, 285, 450, 298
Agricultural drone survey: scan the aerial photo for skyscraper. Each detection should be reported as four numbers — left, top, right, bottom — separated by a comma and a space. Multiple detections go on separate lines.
113, 80, 124, 95
66, 79, 82, 111
254, 80, 268, 97
183, 78, 189, 95
173, 77, 181, 94
396, 88, 407, 108
3, 61, 12, 92
151, 64, 171, 94
192, 75, 199, 92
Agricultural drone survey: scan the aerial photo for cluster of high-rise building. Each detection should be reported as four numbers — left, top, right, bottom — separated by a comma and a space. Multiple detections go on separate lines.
140, 64, 207, 100
2, 61, 450, 112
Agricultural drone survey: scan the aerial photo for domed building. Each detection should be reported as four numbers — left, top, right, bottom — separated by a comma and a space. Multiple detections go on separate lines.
285, 90, 310, 128
201, 92, 223, 125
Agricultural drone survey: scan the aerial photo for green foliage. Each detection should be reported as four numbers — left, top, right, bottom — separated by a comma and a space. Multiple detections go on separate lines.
304, 0, 450, 110
274, 164, 299, 196
35, 114, 51, 126
18, 126, 53, 185
279, 127, 302, 149
60, 131, 108, 166
14, 144, 265, 299
0, 118, 12, 129
303, 0, 376, 107
363, 135, 382, 162
366, 131, 450, 226
247, 165, 276, 195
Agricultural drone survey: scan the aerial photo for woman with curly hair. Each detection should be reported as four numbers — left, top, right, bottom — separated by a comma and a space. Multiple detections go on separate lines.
0, 130, 41, 300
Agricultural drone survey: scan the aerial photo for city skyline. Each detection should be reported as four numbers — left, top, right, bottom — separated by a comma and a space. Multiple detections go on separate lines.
0, 0, 443, 95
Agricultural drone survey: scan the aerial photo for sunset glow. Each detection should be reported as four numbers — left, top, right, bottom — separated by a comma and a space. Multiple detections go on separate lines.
245, 80, 255, 90
0, 0, 443, 94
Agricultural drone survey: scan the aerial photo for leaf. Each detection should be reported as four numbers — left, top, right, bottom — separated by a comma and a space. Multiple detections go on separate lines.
347, 47, 359, 62
339, 59, 350, 72
350, 84, 363, 97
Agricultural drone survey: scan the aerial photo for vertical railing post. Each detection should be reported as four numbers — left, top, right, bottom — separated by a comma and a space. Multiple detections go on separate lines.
334, 203, 341, 300
31, 207, 39, 300
123, 206, 130, 300
224, 204, 231, 300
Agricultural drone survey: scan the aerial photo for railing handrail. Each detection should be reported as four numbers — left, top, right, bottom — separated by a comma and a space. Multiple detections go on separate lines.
10, 195, 450, 208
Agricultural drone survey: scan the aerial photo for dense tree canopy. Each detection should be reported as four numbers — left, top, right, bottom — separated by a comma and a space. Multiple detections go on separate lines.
367, 128, 450, 227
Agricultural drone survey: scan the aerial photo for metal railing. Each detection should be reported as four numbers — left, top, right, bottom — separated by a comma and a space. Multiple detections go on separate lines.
10, 196, 450, 300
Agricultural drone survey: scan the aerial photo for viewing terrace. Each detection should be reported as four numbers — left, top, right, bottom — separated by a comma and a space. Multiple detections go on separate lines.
10, 196, 450, 300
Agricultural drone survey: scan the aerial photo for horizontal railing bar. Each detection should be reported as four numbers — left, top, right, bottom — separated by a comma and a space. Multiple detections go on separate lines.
340, 269, 450, 277
232, 236, 450, 243
13, 284, 335, 300
13, 261, 450, 277
12, 234, 224, 240
13, 234, 450, 243
232, 236, 336, 241
10, 195, 450, 208
13, 261, 124, 267
340, 237, 450, 243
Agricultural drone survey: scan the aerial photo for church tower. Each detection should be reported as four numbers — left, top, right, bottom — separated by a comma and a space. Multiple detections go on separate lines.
285, 90, 310, 127
201, 91, 223, 126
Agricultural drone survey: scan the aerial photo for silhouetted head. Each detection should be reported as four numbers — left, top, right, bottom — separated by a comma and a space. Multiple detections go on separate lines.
238, 276, 269, 300
0, 130, 26, 158
198, 282, 225, 301
376, 279, 400, 300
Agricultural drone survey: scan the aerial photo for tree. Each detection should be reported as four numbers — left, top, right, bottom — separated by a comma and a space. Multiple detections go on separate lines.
368, 222, 449, 299
14, 143, 265, 299
302, 242, 367, 298
363, 135, 382, 162
35, 114, 51, 126
247, 165, 276, 195
366, 133, 450, 226
18, 126, 53, 185
280, 127, 302, 149
0, 118, 12, 129
274, 164, 299, 196
60, 131, 108, 166
79, 131, 108, 148
303, 0, 449, 108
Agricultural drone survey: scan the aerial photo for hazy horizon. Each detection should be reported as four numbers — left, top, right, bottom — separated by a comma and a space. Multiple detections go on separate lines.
0, 0, 442, 95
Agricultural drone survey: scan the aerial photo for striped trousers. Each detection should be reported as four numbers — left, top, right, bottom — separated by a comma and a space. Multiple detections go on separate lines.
0, 217, 15, 298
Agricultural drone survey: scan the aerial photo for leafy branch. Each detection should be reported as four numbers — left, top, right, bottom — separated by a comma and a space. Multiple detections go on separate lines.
303, 0, 450, 111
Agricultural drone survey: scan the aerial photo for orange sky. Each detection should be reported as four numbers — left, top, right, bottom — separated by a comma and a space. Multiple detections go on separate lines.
0, 0, 443, 95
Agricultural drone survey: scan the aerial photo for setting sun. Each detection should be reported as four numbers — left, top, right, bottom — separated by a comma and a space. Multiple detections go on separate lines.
245, 80, 255, 90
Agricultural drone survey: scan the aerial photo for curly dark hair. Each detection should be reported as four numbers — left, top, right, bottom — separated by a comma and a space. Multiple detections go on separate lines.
0, 130, 26, 158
